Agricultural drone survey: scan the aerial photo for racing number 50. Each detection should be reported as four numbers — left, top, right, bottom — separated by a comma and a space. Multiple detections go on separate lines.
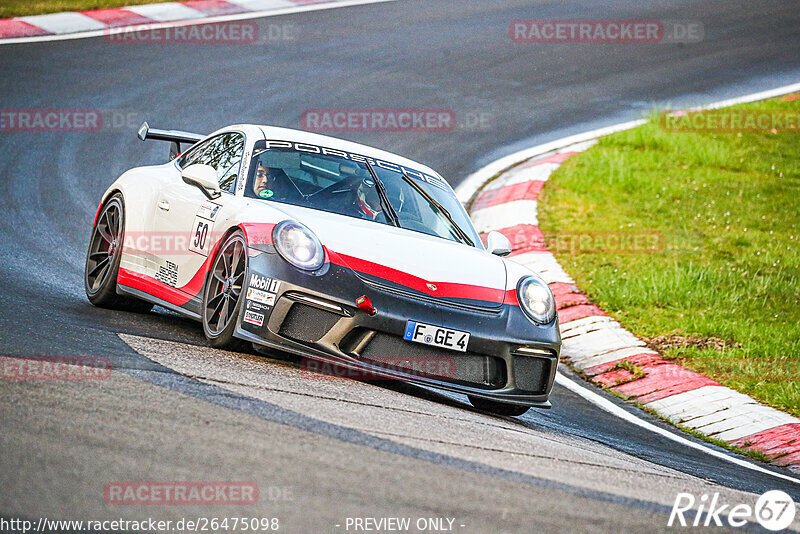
194, 220, 209, 250
189, 214, 215, 257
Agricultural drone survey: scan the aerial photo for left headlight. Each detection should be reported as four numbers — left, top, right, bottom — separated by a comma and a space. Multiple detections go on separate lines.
273, 220, 325, 271
517, 275, 556, 324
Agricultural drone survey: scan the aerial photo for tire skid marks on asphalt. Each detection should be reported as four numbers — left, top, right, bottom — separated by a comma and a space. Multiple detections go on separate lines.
462, 133, 800, 474
118, 333, 763, 506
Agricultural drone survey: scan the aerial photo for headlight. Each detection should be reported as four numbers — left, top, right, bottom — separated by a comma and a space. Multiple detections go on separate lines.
517, 275, 555, 324
273, 220, 325, 271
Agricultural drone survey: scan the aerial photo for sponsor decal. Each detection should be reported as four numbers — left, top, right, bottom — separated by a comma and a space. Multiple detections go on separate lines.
258, 189, 274, 199
154, 260, 178, 287
246, 287, 276, 306
246, 301, 269, 312
249, 274, 280, 293
237, 147, 252, 194
196, 203, 221, 221
259, 141, 449, 192
243, 310, 264, 326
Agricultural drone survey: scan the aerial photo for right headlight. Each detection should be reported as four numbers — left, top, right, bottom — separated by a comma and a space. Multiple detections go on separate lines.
517, 275, 556, 324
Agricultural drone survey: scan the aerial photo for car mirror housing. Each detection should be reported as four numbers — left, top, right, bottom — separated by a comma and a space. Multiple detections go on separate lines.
181, 164, 221, 200
485, 231, 512, 256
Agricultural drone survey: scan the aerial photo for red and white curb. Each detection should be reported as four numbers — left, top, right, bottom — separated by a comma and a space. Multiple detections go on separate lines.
458, 83, 800, 477
0, 0, 396, 43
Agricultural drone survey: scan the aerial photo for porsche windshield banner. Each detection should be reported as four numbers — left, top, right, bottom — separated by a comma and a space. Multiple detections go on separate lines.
257, 140, 450, 192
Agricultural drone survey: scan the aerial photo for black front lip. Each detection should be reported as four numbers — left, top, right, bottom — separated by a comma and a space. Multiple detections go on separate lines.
235, 249, 561, 406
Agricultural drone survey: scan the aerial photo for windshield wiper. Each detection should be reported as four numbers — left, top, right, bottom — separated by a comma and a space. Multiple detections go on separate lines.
364, 161, 401, 228
399, 174, 474, 247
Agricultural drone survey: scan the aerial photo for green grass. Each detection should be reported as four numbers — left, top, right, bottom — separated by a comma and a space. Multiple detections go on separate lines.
539, 94, 800, 418
0, 0, 170, 17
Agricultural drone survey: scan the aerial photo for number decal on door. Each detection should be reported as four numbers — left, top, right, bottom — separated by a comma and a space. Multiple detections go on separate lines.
188, 203, 220, 257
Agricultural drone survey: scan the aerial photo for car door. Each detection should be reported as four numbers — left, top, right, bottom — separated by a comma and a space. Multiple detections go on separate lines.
150, 132, 246, 299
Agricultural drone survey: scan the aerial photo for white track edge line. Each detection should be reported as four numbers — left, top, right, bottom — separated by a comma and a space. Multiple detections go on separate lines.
555, 373, 800, 485
0, 0, 399, 45
459, 81, 800, 485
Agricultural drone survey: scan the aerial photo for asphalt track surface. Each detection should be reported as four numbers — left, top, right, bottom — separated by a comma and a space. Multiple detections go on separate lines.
2, 1, 800, 532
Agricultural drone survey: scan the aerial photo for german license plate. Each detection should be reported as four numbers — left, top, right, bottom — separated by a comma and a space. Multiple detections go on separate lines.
403, 321, 470, 352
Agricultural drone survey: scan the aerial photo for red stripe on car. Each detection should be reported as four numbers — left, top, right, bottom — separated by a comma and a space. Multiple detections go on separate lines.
328, 250, 508, 305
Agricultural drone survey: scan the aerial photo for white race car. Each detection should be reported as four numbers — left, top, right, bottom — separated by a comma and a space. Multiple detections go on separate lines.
85, 122, 561, 416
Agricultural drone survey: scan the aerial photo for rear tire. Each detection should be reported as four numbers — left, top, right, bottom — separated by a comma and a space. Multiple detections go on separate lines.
84, 194, 153, 313
468, 395, 530, 417
202, 231, 248, 351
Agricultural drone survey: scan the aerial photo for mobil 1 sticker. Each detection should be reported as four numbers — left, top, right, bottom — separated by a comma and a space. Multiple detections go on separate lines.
249, 274, 280, 292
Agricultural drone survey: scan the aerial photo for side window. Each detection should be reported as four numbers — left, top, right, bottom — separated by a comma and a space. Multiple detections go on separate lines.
178, 133, 244, 194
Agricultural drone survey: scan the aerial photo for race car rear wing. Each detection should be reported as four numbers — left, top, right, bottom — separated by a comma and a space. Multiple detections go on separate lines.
137, 121, 203, 160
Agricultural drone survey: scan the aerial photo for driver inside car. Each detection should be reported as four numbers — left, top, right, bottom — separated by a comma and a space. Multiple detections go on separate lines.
336, 162, 386, 222
353, 178, 386, 221
253, 163, 297, 201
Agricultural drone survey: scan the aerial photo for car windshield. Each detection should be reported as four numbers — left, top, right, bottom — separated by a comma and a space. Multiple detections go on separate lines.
245, 143, 483, 248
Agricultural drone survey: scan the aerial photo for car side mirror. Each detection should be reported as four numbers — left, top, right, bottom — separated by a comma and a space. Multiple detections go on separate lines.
485, 231, 512, 256
181, 164, 221, 200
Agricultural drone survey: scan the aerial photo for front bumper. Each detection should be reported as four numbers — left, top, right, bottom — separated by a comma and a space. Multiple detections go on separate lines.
235, 248, 561, 407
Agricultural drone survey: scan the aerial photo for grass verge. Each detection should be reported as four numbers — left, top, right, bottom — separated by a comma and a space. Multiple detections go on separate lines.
539, 93, 800, 418
0, 0, 171, 18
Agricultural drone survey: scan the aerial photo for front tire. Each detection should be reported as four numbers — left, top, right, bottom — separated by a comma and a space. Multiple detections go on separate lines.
202, 231, 248, 351
84, 194, 152, 313
468, 395, 530, 417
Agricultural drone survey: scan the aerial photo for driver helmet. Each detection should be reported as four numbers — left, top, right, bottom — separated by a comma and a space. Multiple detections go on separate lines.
356, 178, 383, 220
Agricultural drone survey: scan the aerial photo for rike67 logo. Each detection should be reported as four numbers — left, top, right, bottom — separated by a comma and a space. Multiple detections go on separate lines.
669, 490, 796, 531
